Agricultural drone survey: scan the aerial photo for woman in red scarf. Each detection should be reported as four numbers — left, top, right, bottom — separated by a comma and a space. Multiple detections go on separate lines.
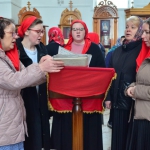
16, 17, 64, 150
46, 27, 64, 56
0, 17, 63, 150
126, 18, 150, 150
50, 20, 105, 150
88, 32, 99, 44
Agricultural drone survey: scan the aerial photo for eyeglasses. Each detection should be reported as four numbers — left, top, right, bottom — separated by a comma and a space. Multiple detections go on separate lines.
28, 29, 45, 35
72, 28, 84, 31
5, 31, 18, 37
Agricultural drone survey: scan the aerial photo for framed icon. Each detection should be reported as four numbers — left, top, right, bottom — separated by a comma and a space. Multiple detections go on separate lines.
101, 20, 110, 33
63, 26, 71, 39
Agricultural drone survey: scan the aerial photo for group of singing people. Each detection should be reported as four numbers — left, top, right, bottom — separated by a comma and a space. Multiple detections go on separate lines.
0, 14, 150, 150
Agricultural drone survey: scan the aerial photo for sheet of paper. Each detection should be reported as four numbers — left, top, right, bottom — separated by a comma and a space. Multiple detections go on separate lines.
58, 46, 75, 55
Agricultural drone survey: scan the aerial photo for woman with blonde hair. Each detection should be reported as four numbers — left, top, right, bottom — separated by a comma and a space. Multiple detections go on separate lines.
126, 17, 150, 150
105, 16, 143, 150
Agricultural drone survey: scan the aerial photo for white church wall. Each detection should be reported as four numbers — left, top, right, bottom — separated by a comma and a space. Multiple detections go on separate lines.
0, 0, 11, 18
0, 0, 146, 45
0, 0, 126, 42
20, 0, 94, 28
0, 0, 126, 44
11, 0, 21, 24
38, 6, 65, 42
133, 0, 150, 8
0, 0, 21, 23
21, 0, 93, 7
19, 0, 94, 44
118, 9, 126, 38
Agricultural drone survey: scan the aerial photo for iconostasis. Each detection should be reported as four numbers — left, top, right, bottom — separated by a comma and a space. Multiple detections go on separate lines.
93, 0, 118, 53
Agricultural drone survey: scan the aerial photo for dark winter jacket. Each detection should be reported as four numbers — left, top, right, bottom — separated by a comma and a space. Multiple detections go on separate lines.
46, 40, 60, 56
106, 39, 142, 110
16, 38, 51, 150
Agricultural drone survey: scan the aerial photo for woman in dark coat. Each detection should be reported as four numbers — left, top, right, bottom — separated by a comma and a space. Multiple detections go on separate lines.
16, 16, 51, 150
125, 17, 150, 150
46, 27, 64, 56
105, 16, 143, 150
50, 20, 105, 150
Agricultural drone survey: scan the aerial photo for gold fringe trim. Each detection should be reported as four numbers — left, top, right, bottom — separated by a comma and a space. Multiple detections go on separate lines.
102, 72, 117, 111
47, 72, 117, 114
47, 73, 51, 111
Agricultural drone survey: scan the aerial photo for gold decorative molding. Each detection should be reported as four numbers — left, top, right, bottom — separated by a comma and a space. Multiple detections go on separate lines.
18, 2, 41, 24
96, 0, 117, 11
17, 2, 47, 45
94, 0, 118, 19
93, 0, 119, 48
125, 3, 150, 18
143, 3, 150, 9
59, 3, 82, 26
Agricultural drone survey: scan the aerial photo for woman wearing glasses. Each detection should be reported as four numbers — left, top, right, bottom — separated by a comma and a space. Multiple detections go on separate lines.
16, 16, 52, 150
50, 20, 105, 150
0, 17, 63, 150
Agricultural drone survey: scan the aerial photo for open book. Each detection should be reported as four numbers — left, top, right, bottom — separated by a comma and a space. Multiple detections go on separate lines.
53, 46, 92, 67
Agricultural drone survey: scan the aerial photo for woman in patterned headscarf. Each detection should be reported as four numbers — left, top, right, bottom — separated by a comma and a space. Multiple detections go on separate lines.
46, 27, 64, 56
105, 16, 143, 150
126, 17, 150, 150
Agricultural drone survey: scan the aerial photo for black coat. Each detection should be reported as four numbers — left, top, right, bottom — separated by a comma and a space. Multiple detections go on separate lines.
16, 38, 51, 150
86, 42, 105, 67
106, 39, 142, 110
46, 40, 60, 56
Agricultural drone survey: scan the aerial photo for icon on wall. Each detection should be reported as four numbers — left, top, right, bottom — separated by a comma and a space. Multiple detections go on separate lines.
63, 27, 71, 39
100, 20, 110, 47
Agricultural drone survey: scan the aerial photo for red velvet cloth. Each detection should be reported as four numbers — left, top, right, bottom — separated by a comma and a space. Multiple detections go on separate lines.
48, 67, 116, 113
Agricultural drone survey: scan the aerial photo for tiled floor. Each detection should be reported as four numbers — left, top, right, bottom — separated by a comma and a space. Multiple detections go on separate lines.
102, 109, 111, 150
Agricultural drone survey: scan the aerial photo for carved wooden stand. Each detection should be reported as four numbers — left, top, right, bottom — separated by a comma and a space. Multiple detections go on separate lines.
72, 98, 83, 150
49, 91, 104, 150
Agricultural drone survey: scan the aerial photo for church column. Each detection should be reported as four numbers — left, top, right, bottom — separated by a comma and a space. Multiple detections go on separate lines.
114, 18, 118, 46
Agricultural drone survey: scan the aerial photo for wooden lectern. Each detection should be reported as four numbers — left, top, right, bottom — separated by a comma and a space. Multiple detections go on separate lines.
48, 67, 116, 150
49, 91, 104, 150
